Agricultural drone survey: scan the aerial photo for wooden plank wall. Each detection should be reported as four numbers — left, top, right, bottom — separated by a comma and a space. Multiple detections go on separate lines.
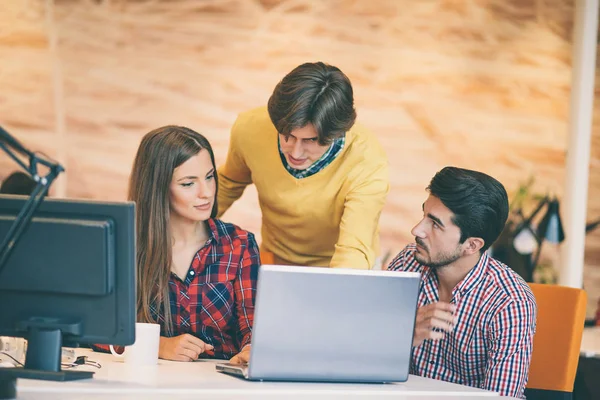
1, 0, 599, 315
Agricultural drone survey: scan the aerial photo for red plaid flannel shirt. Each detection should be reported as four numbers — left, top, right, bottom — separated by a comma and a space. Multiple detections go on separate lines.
388, 244, 536, 399
95, 218, 259, 359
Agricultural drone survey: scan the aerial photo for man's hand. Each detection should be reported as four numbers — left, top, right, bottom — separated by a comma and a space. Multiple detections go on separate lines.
413, 302, 457, 347
229, 345, 251, 365
159, 334, 214, 362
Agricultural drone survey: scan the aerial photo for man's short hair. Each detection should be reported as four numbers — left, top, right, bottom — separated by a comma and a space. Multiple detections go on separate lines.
267, 62, 356, 146
0, 171, 36, 195
427, 167, 509, 253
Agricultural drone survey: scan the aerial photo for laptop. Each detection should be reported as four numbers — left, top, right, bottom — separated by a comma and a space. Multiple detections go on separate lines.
216, 264, 421, 383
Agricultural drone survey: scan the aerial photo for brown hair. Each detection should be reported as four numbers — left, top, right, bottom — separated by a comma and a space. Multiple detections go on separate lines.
428, 167, 509, 253
128, 126, 218, 335
267, 62, 357, 146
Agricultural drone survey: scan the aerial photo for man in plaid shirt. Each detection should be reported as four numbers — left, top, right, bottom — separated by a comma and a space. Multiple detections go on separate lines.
388, 167, 536, 399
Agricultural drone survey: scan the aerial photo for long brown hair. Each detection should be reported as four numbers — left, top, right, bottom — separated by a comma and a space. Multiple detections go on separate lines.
129, 126, 218, 335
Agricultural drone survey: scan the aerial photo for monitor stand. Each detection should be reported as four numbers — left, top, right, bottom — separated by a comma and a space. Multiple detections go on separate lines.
0, 323, 94, 399
0, 373, 16, 400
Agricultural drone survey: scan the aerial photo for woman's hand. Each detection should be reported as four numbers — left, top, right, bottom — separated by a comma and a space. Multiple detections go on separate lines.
230, 344, 251, 365
159, 334, 214, 361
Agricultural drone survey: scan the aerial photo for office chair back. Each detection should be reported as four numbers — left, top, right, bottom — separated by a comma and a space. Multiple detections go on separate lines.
260, 250, 275, 265
525, 283, 587, 399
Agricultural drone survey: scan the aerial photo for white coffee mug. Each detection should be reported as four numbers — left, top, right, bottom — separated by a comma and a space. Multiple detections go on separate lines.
110, 322, 160, 365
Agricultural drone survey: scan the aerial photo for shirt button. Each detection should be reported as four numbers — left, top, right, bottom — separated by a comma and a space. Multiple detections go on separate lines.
429, 361, 435, 365
190, 270, 195, 276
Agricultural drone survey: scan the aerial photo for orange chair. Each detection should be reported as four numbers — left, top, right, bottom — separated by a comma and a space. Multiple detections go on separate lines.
260, 250, 275, 265
525, 283, 587, 399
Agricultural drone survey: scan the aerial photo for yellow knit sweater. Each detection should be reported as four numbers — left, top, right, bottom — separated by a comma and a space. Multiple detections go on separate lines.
217, 106, 389, 269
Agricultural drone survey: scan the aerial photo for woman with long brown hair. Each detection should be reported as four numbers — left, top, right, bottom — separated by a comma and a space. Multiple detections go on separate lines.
97, 126, 259, 363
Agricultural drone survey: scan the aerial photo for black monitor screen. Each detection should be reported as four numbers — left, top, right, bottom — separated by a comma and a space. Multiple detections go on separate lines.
0, 194, 135, 380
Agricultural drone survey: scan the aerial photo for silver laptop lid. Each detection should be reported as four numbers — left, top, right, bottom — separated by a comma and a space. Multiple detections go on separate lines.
248, 265, 421, 383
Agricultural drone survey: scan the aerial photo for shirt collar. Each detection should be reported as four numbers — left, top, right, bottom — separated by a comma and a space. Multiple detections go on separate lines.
419, 251, 489, 301
206, 218, 220, 243
420, 266, 439, 303
452, 252, 489, 298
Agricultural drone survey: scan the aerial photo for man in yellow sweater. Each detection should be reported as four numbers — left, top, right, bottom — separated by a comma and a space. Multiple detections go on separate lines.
217, 62, 389, 269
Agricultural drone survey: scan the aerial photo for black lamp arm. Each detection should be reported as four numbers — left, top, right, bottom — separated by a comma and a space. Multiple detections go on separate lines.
0, 126, 64, 276
587, 218, 600, 233
513, 196, 549, 235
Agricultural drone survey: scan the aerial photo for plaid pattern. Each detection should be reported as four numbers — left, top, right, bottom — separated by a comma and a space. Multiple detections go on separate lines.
279, 134, 345, 179
388, 244, 536, 399
94, 219, 259, 360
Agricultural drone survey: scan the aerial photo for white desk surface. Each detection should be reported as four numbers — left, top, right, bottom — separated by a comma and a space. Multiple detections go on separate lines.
14, 349, 503, 399
16, 395, 515, 400
581, 326, 600, 357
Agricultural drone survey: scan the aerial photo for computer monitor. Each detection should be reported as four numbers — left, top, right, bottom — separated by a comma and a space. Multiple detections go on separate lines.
0, 194, 136, 383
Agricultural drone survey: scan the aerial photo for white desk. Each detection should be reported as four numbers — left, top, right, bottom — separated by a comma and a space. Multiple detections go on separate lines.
14, 350, 503, 399
16, 395, 515, 400
580, 326, 600, 357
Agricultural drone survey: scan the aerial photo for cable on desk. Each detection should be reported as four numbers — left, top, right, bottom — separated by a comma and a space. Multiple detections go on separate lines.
0, 352, 23, 367
61, 355, 101, 369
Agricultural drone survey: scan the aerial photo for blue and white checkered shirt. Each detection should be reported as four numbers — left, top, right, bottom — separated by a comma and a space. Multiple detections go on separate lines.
388, 244, 536, 399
